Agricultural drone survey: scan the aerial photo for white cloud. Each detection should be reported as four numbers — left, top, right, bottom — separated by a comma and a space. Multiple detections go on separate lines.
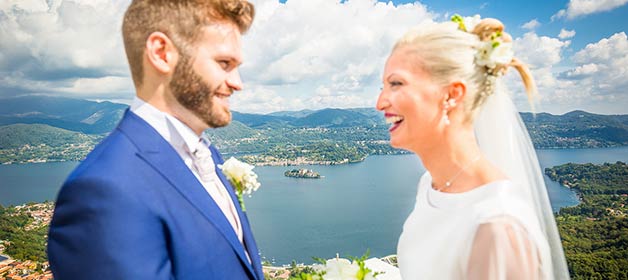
572, 32, 628, 63
565, 63, 598, 77
2, 0, 625, 115
507, 31, 628, 113
0, 0, 130, 98
0, 0, 434, 113
514, 32, 569, 68
231, 85, 298, 113
521, 19, 540, 30
564, 32, 628, 97
552, 0, 628, 20
505, 32, 570, 111
62, 76, 133, 95
240, 0, 434, 113
558, 29, 576, 39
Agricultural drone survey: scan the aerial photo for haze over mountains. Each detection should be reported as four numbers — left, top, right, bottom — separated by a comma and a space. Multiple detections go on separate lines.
0, 95, 627, 149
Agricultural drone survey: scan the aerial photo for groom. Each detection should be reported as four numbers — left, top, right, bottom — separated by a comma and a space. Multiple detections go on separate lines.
47, 0, 263, 279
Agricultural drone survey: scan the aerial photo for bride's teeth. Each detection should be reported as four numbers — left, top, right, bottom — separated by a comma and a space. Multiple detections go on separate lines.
385, 116, 404, 124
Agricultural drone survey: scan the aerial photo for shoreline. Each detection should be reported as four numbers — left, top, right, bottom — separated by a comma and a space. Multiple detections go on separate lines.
3, 145, 627, 166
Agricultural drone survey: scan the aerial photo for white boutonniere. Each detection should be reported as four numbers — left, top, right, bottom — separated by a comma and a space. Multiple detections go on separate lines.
218, 157, 261, 211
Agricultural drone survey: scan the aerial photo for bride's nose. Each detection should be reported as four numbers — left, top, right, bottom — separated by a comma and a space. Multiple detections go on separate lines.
376, 88, 390, 111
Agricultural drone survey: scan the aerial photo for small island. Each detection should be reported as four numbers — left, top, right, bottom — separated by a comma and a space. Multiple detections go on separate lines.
284, 168, 322, 179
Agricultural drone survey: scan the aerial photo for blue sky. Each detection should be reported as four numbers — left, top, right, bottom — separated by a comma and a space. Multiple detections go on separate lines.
1, 0, 627, 114
403, 0, 628, 50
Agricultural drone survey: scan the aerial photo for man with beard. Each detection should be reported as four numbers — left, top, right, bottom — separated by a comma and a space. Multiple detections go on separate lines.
47, 1, 263, 279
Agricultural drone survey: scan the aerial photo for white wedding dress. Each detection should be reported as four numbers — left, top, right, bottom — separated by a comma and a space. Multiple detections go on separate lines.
397, 172, 552, 280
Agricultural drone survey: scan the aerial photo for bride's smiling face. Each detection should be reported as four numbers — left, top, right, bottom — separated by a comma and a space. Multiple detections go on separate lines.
376, 47, 445, 152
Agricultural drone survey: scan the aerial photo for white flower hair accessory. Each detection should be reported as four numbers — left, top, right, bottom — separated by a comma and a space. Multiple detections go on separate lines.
452, 14, 481, 33
219, 157, 261, 211
452, 14, 514, 77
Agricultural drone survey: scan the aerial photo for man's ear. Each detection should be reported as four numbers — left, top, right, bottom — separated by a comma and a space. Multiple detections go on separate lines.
145, 32, 178, 74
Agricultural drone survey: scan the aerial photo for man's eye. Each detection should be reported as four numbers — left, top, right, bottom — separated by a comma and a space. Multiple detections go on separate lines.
218, 61, 230, 69
390, 81, 402, 87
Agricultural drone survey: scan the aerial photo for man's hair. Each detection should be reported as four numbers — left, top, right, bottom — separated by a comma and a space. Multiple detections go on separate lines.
122, 0, 255, 87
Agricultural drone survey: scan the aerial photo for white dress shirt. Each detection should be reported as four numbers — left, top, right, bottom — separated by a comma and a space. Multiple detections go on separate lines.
130, 97, 244, 243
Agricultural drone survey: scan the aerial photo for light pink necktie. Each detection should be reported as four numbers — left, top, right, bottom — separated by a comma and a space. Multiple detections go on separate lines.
191, 141, 243, 243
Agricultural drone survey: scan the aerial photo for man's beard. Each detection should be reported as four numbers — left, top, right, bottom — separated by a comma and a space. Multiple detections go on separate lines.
169, 54, 231, 128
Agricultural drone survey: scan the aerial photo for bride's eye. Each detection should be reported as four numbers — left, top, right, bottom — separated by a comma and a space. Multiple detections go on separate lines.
390, 81, 403, 87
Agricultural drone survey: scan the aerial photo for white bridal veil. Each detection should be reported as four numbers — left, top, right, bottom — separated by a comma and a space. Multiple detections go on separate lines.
473, 82, 570, 279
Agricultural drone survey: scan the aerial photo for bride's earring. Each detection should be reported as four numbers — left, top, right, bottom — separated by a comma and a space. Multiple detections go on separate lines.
442, 99, 456, 126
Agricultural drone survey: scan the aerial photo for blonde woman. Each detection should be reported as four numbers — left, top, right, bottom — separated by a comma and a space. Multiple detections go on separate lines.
376, 16, 569, 279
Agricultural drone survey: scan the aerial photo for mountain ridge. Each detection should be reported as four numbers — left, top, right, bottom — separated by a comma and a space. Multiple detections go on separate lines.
0, 96, 626, 150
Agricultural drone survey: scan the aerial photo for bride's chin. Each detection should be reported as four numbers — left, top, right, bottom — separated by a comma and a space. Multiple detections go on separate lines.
389, 137, 403, 149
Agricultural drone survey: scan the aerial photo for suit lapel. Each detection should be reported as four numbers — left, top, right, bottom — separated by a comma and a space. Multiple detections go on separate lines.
210, 145, 264, 280
117, 110, 258, 279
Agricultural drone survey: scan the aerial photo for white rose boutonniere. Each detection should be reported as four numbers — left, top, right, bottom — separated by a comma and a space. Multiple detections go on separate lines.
218, 157, 261, 211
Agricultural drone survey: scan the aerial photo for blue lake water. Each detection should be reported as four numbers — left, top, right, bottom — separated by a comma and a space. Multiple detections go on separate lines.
0, 147, 626, 264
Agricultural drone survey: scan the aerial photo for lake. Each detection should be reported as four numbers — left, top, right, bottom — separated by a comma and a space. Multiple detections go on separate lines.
0, 147, 626, 264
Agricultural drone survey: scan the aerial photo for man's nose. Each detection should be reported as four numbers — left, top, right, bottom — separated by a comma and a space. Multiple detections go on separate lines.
226, 69, 243, 91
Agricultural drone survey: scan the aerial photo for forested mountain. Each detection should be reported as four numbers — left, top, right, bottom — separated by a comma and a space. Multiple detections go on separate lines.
0, 96, 626, 164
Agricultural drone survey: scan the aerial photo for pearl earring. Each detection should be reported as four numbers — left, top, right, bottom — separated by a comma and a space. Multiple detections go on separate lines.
442, 99, 453, 125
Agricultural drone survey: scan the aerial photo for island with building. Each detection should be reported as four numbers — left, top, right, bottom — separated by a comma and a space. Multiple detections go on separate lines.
284, 168, 322, 179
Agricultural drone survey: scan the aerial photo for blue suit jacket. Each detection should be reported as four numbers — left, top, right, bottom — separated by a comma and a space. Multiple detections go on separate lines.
48, 110, 264, 280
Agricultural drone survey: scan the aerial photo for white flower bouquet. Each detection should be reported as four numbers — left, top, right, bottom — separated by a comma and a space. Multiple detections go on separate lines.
292, 252, 383, 280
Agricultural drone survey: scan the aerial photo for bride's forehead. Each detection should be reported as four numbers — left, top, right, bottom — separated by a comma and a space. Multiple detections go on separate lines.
384, 58, 429, 80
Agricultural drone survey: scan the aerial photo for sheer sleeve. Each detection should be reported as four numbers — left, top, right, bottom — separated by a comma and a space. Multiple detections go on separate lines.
466, 216, 543, 280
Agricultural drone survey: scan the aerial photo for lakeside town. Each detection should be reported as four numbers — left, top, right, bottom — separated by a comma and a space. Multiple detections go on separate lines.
0, 202, 54, 279
0, 142, 99, 165
0, 259, 52, 280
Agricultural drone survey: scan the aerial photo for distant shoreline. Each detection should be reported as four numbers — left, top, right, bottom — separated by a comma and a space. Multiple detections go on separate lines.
2, 145, 627, 166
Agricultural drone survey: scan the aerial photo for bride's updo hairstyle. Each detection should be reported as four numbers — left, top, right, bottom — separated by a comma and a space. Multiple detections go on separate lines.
393, 16, 537, 121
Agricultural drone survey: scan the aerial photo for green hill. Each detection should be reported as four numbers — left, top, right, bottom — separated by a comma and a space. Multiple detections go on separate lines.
522, 111, 628, 148
291, 108, 379, 128
547, 162, 628, 279
204, 120, 259, 141
0, 124, 98, 149
0, 96, 626, 164
0, 124, 102, 163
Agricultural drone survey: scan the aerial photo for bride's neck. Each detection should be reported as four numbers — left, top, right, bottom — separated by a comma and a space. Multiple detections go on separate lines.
417, 128, 502, 193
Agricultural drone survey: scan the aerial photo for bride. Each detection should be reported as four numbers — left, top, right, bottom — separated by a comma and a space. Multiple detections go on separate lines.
376, 16, 570, 279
